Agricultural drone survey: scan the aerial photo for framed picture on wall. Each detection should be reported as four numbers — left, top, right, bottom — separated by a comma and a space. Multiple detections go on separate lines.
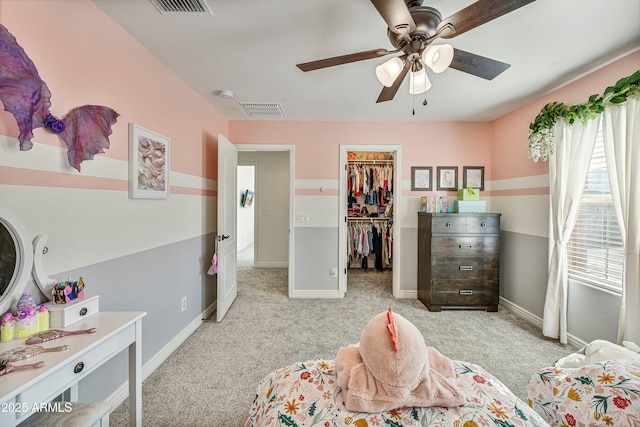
463, 166, 485, 190
437, 166, 458, 190
411, 166, 433, 191
129, 124, 170, 199
242, 190, 254, 207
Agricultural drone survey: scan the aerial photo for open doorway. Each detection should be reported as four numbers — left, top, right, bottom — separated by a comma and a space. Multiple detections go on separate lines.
237, 164, 255, 267
339, 145, 402, 298
236, 146, 294, 296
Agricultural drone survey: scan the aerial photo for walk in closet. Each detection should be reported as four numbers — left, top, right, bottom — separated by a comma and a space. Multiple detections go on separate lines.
346, 151, 394, 273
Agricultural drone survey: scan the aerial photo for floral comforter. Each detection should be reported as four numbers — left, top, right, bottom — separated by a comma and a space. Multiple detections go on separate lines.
527, 360, 640, 426
246, 359, 548, 427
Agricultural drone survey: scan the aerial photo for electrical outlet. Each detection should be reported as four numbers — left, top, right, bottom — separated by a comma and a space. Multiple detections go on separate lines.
181, 296, 187, 312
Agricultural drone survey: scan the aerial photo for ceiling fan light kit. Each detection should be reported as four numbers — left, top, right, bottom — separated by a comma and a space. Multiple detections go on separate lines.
409, 67, 431, 95
296, 0, 538, 104
376, 57, 404, 87
422, 44, 454, 74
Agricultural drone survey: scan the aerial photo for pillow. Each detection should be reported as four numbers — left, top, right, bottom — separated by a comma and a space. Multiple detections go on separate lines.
555, 339, 640, 368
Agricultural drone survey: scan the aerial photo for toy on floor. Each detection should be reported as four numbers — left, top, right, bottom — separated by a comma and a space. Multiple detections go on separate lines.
555, 339, 640, 368
335, 307, 464, 412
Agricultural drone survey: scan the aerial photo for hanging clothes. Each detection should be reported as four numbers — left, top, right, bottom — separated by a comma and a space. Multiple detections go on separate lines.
347, 220, 393, 270
348, 163, 394, 206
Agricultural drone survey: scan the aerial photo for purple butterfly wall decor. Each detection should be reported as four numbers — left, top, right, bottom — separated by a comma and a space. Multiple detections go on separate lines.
0, 24, 119, 171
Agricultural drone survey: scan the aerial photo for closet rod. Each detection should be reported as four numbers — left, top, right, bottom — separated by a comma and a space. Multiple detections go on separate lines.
347, 217, 391, 221
348, 160, 393, 165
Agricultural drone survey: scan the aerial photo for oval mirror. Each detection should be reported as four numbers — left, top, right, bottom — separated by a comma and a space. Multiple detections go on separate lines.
0, 207, 34, 316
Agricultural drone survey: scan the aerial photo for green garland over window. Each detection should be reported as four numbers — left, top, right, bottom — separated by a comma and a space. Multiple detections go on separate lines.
526, 70, 640, 162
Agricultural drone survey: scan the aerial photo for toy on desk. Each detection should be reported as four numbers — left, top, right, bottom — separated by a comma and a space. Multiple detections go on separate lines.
52, 277, 85, 304
0, 293, 50, 342
0, 358, 44, 376
26, 327, 96, 345
0, 345, 69, 362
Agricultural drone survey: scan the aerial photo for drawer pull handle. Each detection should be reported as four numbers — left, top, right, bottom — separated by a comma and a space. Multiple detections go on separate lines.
459, 244, 473, 249
446, 222, 452, 228
80, 307, 88, 316
481, 222, 487, 227
459, 265, 473, 271
74, 362, 84, 374
459, 290, 473, 295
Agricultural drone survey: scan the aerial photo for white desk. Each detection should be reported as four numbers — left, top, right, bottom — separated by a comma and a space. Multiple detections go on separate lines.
0, 311, 146, 426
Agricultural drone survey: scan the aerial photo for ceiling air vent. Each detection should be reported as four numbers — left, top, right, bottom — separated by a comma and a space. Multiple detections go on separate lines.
149, 0, 212, 14
240, 103, 286, 118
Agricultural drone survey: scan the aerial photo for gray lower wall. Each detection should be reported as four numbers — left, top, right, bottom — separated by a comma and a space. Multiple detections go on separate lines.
567, 280, 621, 343
400, 227, 418, 293
294, 227, 339, 292
500, 230, 549, 317
500, 229, 621, 343
27, 233, 217, 402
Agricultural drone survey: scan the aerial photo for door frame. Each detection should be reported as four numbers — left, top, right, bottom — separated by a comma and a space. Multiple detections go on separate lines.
339, 145, 402, 298
236, 144, 295, 298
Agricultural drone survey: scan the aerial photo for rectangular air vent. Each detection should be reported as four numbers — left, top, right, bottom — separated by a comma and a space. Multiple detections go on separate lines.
240, 103, 286, 118
150, 0, 212, 14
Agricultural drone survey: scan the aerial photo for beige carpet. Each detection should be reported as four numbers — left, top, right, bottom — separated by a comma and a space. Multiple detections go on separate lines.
109, 267, 574, 426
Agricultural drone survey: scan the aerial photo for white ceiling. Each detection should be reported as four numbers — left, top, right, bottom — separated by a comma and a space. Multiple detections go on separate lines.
91, 0, 640, 122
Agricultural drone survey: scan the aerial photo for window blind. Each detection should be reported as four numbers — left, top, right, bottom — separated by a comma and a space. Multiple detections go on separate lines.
567, 128, 624, 291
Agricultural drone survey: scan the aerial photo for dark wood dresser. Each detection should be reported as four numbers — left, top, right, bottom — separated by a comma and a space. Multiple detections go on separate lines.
417, 212, 501, 312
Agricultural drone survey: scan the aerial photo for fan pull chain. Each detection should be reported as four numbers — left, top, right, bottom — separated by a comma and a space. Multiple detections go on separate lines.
412, 91, 416, 116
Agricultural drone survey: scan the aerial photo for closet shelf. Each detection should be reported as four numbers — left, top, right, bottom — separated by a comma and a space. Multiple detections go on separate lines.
348, 160, 393, 165
347, 217, 392, 221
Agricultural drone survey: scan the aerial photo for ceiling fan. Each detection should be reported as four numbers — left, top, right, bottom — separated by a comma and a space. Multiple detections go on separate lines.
296, 0, 537, 103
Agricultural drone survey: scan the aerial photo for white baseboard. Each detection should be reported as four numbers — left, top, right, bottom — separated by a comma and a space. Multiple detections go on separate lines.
105, 302, 216, 410
499, 297, 587, 349
398, 290, 417, 299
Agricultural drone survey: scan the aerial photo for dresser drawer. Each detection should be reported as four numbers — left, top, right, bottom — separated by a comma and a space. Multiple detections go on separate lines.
431, 236, 495, 257
467, 214, 500, 234
430, 280, 498, 306
431, 257, 484, 279
431, 216, 466, 234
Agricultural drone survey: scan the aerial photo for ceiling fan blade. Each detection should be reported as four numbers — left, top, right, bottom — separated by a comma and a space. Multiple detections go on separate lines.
437, 0, 537, 39
370, 0, 416, 35
297, 48, 396, 72
449, 49, 511, 80
376, 59, 412, 103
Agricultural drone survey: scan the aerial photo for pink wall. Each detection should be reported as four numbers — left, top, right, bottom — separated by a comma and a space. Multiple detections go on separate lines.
492, 51, 640, 182
229, 120, 493, 181
0, 0, 227, 184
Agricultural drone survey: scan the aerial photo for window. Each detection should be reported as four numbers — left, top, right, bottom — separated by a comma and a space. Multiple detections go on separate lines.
567, 126, 624, 292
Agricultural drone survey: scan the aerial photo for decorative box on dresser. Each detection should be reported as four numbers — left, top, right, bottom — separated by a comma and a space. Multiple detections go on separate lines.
417, 212, 501, 312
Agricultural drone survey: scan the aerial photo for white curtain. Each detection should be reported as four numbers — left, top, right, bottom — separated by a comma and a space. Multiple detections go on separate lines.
543, 117, 601, 343
603, 97, 640, 344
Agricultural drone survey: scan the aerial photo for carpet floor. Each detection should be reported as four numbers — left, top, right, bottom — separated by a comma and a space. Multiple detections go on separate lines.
109, 267, 574, 426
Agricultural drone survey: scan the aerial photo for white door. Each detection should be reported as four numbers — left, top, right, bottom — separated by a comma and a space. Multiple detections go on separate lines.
217, 134, 238, 322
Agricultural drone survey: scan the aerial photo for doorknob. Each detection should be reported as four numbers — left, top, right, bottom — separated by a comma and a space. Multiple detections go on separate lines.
217, 235, 230, 241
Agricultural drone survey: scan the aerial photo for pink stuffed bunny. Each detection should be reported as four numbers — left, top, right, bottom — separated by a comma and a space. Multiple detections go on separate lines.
336, 307, 465, 412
